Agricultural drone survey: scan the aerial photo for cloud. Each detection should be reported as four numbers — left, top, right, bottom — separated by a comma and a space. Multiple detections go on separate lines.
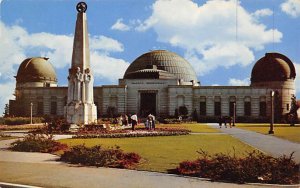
0, 21, 129, 114
90, 35, 124, 52
91, 52, 129, 82
135, 0, 282, 76
0, 81, 15, 115
228, 78, 250, 86
281, 0, 300, 18
111, 18, 130, 31
252, 8, 273, 18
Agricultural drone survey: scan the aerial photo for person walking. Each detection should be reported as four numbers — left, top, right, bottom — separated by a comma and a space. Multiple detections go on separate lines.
218, 116, 223, 128
131, 113, 138, 131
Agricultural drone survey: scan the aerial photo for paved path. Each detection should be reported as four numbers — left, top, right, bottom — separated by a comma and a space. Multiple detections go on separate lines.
1, 161, 295, 188
207, 124, 300, 162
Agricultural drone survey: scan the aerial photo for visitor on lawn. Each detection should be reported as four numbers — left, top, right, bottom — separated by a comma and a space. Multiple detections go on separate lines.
218, 116, 223, 128
145, 119, 149, 129
131, 113, 138, 131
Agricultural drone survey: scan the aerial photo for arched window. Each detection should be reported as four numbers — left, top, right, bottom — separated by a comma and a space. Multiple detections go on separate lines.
244, 97, 251, 116
259, 96, 267, 116
200, 96, 206, 116
214, 96, 221, 116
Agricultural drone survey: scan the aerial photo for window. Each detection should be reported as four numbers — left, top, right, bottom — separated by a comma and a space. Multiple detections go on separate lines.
286, 104, 289, 111
244, 102, 251, 116
200, 102, 206, 116
259, 102, 266, 116
50, 102, 57, 115
244, 97, 251, 116
214, 102, 221, 116
214, 97, 221, 116
259, 96, 266, 117
37, 102, 44, 115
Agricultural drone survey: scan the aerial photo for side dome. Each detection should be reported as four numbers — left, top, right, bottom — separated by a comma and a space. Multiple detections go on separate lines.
16, 57, 57, 85
251, 53, 296, 83
123, 50, 199, 85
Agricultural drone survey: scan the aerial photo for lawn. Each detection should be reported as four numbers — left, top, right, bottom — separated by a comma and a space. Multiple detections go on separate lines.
59, 134, 256, 172
236, 123, 300, 143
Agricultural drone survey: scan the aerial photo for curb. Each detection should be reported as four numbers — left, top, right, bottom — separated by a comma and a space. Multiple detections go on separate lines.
0, 182, 41, 188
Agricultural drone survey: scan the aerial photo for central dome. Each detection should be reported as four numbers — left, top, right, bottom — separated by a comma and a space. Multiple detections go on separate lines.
123, 50, 199, 84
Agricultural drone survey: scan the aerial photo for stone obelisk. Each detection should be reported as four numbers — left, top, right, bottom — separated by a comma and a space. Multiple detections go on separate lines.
65, 2, 97, 125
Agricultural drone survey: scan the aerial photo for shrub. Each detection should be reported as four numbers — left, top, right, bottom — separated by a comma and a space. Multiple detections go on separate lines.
10, 133, 68, 153
176, 150, 300, 184
60, 145, 141, 169
3, 117, 44, 125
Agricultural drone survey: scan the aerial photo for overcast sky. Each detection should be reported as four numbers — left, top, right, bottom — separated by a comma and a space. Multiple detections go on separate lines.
0, 0, 299, 115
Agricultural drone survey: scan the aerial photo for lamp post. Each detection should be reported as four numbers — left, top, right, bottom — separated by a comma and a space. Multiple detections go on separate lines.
30, 102, 33, 125
233, 102, 236, 126
269, 91, 275, 134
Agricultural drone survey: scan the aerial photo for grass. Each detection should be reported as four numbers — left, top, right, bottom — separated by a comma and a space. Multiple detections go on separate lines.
236, 123, 300, 143
156, 123, 220, 133
59, 134, 256, 172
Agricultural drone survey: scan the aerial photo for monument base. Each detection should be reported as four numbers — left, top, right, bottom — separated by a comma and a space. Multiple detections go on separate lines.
65, 102, 97, 125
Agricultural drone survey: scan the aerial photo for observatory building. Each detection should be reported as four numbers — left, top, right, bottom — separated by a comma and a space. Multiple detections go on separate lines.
8, 3, 298, 123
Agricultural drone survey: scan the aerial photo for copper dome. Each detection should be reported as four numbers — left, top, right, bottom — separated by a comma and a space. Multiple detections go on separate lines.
251, 53, 296, 83
123, 50, 199, 83
16, 57, 57, 83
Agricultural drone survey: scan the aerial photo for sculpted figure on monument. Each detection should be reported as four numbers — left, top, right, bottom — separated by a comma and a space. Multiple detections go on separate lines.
74, 67, 83, 101
84, 68, 92, 103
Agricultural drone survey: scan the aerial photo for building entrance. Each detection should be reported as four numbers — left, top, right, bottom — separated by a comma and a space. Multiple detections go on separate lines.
140, 92, 156, 117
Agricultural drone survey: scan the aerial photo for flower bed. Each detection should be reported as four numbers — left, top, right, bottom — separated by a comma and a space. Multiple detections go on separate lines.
175, 150, 300, 185
74, 127, 190, 138
60, 145, 141, 169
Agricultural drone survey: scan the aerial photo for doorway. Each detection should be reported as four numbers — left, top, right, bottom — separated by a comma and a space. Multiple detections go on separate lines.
140, 92, 156, 117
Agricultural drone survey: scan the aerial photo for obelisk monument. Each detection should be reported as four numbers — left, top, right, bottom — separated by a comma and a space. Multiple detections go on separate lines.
65, 2, 97, 125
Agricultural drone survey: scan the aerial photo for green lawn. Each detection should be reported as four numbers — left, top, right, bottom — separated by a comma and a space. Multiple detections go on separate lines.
157, 123, 220, 133
236, 123, 300, 143
59, 134, 256, 172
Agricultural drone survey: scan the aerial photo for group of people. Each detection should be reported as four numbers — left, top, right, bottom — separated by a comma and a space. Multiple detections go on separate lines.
118, 113, 138, 130
118, 113, 156, 131
218, 116, 233, 128
145, 114, 156, 130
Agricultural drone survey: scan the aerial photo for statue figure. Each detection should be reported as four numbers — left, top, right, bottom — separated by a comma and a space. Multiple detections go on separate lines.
84, 68, 92, 103
74, 67, 83, 101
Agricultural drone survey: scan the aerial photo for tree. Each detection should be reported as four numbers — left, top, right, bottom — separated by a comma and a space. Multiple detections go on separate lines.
192, 109, 198, 122
179, 106, 188, 116
287, 95, 299, 126
3, 104, 9, 117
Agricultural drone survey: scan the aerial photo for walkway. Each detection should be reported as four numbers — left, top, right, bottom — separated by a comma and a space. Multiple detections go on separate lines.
207, 124, 300, 163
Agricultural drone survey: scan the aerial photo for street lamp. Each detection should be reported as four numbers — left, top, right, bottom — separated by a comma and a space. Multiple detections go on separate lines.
269, 91, 275, 134
233, 102, 236, 126
30, 102, 33, 125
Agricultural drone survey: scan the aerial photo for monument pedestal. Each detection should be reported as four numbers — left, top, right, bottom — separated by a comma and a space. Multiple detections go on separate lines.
65, 102, 97, 125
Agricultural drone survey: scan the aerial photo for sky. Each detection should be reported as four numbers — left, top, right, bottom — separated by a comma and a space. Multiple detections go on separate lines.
0, 0, 299, 115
